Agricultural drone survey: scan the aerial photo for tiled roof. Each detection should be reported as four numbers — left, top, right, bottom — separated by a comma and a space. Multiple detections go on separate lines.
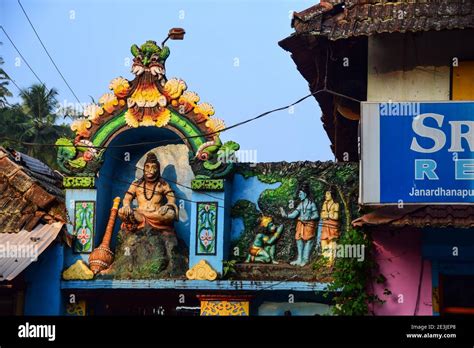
292, 0, 474, 40
352, 205, 474, 229
0, 147, 66, 233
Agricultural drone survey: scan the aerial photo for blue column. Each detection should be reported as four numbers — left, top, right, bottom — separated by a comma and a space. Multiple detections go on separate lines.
64, 188, 97, 267
189, 180, 231, 275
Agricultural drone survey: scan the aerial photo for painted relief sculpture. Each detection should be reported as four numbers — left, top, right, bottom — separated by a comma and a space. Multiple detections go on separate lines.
320, 189, 340, 265
55, 36, 239, 180
100, 152, 187, 279
280, 183, 318, 267
245, 216, 283, 264
118, 152, 178, 232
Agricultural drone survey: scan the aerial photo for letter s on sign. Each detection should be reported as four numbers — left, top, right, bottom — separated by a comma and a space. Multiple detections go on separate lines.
410, 113, 446, 153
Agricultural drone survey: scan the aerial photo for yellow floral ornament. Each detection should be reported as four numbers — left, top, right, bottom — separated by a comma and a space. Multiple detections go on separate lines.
178, 91, 200, 108
71, 118, 92, 137
124, 110, 139, 127
83, 104, 104, 124
194, 102, 215, 118
205, 118, 226, 133
164, 78, 187, 100
109, 77, 130, 98
186, 260, 218, 281
156, 108, 171, 127
99, 93, 119, 113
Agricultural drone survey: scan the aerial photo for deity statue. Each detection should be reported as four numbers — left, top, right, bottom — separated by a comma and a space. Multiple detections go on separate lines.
320, 188, 340, 265
280, 183, 318, 267
118, 152, 179, 233
245, 216, 283, 264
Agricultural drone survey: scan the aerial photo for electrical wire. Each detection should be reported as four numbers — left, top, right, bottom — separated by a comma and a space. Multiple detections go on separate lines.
17, 0, 83, 108
0, 86, 361, 150
0, 26, 46, 87
105, 152, 225, 201
97, 170, 225, 209
0, 28, 75, 117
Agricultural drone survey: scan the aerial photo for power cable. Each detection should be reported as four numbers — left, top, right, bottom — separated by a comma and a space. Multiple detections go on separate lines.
0, 86, 361, 150
105, 152, 225, 201
17, 0, 83, 108
0, 26, 46, 87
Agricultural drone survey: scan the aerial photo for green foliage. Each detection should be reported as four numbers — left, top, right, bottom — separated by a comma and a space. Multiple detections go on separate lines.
0, 49, 13, 107
326, 228, 385, 315
0, 84, 73, 169
222, 260, 238, 279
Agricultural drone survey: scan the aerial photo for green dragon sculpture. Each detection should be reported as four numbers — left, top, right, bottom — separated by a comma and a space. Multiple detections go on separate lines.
190, 137, 240, 179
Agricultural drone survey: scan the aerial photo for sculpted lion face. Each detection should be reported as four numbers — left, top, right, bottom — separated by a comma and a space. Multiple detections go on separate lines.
130, 40, 169, 77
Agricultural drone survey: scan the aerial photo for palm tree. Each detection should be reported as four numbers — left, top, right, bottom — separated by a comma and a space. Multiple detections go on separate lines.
19, 84, 73, 167
0, 45, 13, 107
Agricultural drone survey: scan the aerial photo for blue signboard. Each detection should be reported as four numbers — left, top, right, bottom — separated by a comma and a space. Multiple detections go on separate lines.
361, 101, 474, 204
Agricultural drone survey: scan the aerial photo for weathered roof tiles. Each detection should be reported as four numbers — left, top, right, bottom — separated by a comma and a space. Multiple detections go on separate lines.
0, 148, 65, 233
292, 0, 474, 40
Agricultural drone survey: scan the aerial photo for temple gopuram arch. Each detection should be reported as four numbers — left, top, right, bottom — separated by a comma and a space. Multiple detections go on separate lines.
57, 36, 357, 317
57, 38, 240, 280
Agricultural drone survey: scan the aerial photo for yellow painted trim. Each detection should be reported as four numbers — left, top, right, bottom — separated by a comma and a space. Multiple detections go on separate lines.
200, 300, 249, 316
452, 61, 474, 100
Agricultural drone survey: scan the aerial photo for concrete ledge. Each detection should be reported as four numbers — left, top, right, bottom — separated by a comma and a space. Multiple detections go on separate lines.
61, 279, 335, 292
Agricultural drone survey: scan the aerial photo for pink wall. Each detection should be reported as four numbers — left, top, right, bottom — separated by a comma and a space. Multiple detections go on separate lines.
370, 228, 432, 316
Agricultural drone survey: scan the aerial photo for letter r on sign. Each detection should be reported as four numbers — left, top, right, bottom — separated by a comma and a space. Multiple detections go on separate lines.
415, 159, 439, 180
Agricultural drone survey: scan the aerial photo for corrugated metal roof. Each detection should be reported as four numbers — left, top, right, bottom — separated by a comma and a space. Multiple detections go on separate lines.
15, 151, 61, 181
0, 222, 63, 281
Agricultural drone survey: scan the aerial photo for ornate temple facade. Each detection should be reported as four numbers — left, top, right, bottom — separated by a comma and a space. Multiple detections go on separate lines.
17, 37, 361, 316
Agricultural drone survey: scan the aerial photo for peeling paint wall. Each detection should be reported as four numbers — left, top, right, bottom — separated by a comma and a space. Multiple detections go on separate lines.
371, 229, 432, 316
368, 34, 450, 102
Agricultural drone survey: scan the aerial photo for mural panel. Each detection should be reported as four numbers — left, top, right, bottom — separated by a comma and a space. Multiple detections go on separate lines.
74, 201, 95, 253
230, 161, 359, 282
196, 202, 218, 255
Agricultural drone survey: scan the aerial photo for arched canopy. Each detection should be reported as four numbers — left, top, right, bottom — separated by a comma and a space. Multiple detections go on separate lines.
55, 40, 232, 177
91, 109, 207, 153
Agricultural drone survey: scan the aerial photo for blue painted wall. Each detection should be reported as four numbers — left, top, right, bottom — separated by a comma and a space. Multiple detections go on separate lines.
24, 243, 64, 315
229, 174, 280, 243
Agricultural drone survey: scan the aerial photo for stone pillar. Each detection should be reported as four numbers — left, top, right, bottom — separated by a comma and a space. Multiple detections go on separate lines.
187, 179, 231, 277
